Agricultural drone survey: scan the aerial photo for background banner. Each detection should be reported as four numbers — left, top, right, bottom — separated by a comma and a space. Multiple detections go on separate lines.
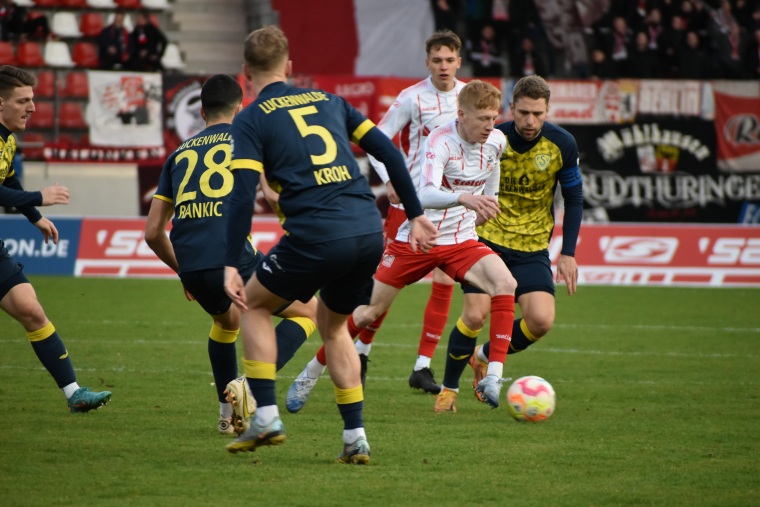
87, 71, 164, 147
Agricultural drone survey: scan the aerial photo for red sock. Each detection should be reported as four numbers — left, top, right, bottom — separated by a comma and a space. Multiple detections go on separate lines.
316, 345, 327, 365
417, 281, 454, 357
358, 310, 388, 345
488, 294, 515, 364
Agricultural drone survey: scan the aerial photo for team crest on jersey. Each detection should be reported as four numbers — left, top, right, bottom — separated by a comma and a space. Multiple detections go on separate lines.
534, 154, 551, 171
485, 153, 497, 172
381, 253, 395, 268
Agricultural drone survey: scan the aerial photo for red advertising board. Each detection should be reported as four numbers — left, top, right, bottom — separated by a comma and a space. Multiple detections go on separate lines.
75, 217, 285, 278
73, 217, 760, 287
553, 223, 760, 286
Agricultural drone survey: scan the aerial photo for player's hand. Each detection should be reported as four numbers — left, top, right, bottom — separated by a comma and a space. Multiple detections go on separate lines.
386, 182, 400, 205
182, 284, 195, 302
40, 183, 70, 206
408, 215, 438, 253
474, 212, 488, 226
33, 217, 58, 244
458, 194, 500, 221
556, 254, 578, 295
224, 266, 248, 311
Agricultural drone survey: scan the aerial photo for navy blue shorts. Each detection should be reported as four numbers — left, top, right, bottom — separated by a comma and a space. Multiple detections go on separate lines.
256, 232, 384, 315
0, 239, 29, 300
462, 238, 555, 298
180, 250, 261, 316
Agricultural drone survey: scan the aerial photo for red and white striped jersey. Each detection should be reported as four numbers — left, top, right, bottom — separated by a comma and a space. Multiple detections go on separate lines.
368, 76, 466, 207
396, 119, 505, 245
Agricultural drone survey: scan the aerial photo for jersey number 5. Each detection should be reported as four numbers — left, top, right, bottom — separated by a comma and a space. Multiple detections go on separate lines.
175, 144, 234, 205
288, 106, 338, 166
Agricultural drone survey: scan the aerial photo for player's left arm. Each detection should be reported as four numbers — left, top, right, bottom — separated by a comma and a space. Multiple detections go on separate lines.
145, 196, 179, 273
556, 137, 583, 295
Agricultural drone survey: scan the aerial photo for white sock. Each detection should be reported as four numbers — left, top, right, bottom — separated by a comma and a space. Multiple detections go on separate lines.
414, 355, 431, 371
220, 402, 233, 419
62, 382, 80, 400
305, 356, 326, 378
477, 346, 488, 363
343, 427, 366, 444
486, 362, 504, 378
255, 405, 280, 426
355, 340, 371, 356
441, 385, 459, 393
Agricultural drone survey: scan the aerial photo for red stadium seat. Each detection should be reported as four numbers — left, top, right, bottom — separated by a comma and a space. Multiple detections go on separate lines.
29, 101, 55, 129
32, 0, 62, 7
61, 71, 89, 98
115, 0, 141, 7
72, 41, 99, 68
34, 70, 56, 98
79, 12, 104, 37
19, 132, 48, 160
60, 0, 88, 7
59, 101, 87, 129
17, 41, 45, 67
0, 41, 18, 65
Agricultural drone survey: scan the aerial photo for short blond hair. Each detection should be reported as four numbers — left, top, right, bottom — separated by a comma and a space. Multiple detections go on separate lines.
458, 80, 501, 111
244, 25, 289, 73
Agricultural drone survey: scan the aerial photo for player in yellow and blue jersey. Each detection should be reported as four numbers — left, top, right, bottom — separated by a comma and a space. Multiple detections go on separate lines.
145, 74, 317, 436
438, 75, 583, 403
222, 26, 438, 464
0, 66, 111, 412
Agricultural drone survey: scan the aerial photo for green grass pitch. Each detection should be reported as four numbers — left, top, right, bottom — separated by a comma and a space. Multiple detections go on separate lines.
1, 277, 758, 506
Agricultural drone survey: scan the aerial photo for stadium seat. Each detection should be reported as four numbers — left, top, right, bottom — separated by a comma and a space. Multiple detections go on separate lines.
29, 101, 55, 129
34, 70, 56, 98
17, 41, 45, 67
115, 0, 141, 8
141, 0, 169, 9
44, 41, 76, 67
32, 0, 61, 6
0, 41, 18, 65
161, 43, 185, 70
19, 132, 48, 160
79, 12, 104, 37
61, 71, 89, 98
59, 101, 87, 129
86, 0, 117, 7
72, 41, 99, 68
52, 12, 83, 38
60, 0, 88, 7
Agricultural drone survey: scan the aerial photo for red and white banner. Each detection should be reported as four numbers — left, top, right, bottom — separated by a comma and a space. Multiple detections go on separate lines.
272, 0, 432, 78
72, 217, 760, 287
74, 217, 285, 278
87, 71, 164, 147
552, 223, 760, 286
713, 81, 760, 171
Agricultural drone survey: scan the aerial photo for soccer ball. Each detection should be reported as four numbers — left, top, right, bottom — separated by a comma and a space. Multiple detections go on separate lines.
506, 376, 556, 422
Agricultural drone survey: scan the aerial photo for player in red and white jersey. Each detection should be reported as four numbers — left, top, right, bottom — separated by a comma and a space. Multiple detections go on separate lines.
286, 31, 466, 412
394, 116, 504, 245
351, 81, 517, 412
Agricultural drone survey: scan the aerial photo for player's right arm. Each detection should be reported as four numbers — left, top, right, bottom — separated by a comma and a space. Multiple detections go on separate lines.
366, 93, 413, 187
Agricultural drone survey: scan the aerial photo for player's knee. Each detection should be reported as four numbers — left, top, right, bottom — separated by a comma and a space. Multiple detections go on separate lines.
17, 302, 48, 332
491, 273, 517, 296
461, 306, 487, 330
526, 313, 554, 338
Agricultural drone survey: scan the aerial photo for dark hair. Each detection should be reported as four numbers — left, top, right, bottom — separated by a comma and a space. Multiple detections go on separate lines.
512, 75, 551, 104
201, 74, 243, 120
425, 29, 462, 56
0, 66, 36, 98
